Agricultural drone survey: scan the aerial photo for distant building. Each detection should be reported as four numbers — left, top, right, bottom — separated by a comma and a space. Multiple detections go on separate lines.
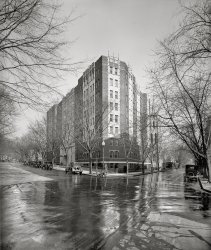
46, 104, 60, 163
60, 89, 75, 165
47, 55, 148, 172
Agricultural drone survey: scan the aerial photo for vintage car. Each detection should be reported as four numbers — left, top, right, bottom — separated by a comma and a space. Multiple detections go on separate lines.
184, 164, 198, 182
42, 161, 53, 170
65, 164, 83, 175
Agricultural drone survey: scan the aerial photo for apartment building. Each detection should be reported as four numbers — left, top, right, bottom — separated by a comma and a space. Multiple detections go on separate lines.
46, 104, 60, 163
47, 55, 147, 172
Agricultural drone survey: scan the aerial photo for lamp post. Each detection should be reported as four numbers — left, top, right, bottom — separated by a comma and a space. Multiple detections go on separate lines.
102, 140, 105, 171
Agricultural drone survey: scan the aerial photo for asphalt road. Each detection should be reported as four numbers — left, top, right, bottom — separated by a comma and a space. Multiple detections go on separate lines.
0, 162, 211, 250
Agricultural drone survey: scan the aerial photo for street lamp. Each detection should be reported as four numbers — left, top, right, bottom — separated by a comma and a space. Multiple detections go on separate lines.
102, 140, 105, 171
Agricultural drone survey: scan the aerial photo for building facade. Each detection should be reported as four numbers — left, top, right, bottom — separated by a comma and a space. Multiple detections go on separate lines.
47, 55, 148, 172
46, 104, 60, 164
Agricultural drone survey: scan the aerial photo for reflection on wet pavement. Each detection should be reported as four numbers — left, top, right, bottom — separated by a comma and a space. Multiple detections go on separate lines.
0, 163, 211, 249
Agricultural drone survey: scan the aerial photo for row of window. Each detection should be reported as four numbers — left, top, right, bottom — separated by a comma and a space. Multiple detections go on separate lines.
110, 90, 118, 99
83, 72, 94, 84
110, 126, 118, 134
110, 114, 118, 123
84, 83, 95, 97
77, 150, 138, 160
79, 150, 119, 159
110, 78, 118, 87
110, 102, 118, 111
110, 139, 118, 146
109, 66, 118, 75
109, 150, 119, 158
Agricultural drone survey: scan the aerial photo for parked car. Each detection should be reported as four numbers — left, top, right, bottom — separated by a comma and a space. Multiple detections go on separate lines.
184, 164, 198, 182
42, 161, 53, 170
72, 165, 83, 175
65, 164, 83, 175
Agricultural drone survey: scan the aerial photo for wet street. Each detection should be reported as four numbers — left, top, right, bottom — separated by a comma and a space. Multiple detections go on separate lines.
0, 163, 211, 250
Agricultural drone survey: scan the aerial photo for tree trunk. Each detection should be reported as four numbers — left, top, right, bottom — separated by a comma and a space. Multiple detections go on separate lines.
89, 152, 92, 174
141, 162, 145, 175
196, 156, 208, 178
208, 155, 211, 182
65, 153, 68, 167
126, 159, 129, 175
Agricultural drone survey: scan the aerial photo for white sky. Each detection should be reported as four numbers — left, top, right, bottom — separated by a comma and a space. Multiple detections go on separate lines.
14, 0, 187, 137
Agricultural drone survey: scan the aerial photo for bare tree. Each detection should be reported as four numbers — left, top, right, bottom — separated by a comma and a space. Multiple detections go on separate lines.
0, 88, 16, 136
120, 133, 139, 175
148, 1, 211, 180
74, 101, 110, 174
15, 134, 33, 162
28, 117, 47, 163
0, 0, 81, 110
168, 0, 211, 60
47, 129, 60, 166
60, 122, 75, 167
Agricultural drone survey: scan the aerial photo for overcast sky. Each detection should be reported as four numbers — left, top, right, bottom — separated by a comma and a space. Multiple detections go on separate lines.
14, 0, 187, 137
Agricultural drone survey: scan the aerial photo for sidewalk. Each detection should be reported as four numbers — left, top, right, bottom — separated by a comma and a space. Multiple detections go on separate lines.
82, 170, 153, 177
53, 165, 66, 171
52, 165, 155, 177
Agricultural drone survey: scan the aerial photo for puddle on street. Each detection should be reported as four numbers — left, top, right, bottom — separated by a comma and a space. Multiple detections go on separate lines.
1, 169, 211, 249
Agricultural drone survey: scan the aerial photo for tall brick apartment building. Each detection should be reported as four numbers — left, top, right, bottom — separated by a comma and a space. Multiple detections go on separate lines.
47, 55, 147, 172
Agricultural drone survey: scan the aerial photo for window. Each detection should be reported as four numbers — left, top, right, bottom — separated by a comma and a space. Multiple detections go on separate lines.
110, 66, 113, 74
110, 90, 113, 98
115, 68, 118, 75
115, 91, 118, 99
109, 150, 113, 158
110, 126, 113, 134
115, 115, 118, 123
114, 151, 119, 158
110, 139, 113, 146
115, 103, 118, 111
110, 78, 113, 86
115, 79, 118, 87
115, 140, 118, 146
110, 102, 113, 111
110, 114, 113, 122
115, 127, 118, 134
